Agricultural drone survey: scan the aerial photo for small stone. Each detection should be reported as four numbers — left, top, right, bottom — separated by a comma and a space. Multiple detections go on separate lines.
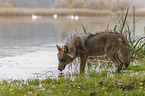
90, 92, 97, 96
125, 85, 133, 90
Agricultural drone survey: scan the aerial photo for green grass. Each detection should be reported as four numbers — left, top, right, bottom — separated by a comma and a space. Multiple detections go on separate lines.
128, 56, 145, 72
0, 56, 145, 96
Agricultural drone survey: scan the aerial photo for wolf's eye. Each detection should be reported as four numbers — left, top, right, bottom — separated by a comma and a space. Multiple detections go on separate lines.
61, 59, 66, 62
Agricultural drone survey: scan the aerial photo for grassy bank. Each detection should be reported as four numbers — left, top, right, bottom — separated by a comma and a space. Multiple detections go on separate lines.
0, 56, 145, 96
0, 8, 145, 16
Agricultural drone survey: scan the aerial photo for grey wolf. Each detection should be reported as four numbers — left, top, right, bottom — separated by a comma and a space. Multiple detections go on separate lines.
56, 30, 130, 73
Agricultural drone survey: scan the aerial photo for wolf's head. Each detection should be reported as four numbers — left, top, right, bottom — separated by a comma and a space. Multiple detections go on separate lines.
56, 45, 74, 71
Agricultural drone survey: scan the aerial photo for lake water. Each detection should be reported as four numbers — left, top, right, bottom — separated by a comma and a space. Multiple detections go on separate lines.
0, 16, 144, 80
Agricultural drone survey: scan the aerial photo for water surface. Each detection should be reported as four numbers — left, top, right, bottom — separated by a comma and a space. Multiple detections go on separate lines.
0, 16, 144, 80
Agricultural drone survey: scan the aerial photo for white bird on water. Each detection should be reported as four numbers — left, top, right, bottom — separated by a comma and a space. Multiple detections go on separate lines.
32, 14, 42, 20
53, 14, 58, 19
70, 15, 79, 20
32, 14, 37, 20
75, 15, 79, 20
71, 15, 75, 20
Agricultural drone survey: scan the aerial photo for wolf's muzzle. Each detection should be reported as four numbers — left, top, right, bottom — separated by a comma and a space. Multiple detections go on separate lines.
58, 68, 63, 71
58, 65, 66, 71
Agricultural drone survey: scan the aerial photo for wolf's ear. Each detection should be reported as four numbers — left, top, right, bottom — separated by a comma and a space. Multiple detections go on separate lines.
64, 45, 69, 53
56, 45, 62, 52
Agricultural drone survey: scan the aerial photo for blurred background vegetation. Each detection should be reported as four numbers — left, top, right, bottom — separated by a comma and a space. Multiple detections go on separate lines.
53, 0, 130, 11
0, 0, 144, 11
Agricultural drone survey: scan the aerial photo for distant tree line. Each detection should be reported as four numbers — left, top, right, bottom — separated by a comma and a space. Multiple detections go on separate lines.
0, 0, 54, 8
0, 0, 141, 12
53, 0, 131, 11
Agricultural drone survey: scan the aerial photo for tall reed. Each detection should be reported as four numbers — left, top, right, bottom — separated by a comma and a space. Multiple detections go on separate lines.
114, 7, 145, 60
68, 7, 145, 72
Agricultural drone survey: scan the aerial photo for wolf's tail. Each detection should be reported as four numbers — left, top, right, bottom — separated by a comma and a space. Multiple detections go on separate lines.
120, 39, 130, 68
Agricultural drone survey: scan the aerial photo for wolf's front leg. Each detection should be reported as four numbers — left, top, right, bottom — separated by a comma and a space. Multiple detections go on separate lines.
80, 55, 88, 73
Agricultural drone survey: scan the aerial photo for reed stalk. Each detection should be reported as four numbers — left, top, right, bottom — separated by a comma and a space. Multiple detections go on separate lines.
133, 6, 135, 35
120, 7, 129, 33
